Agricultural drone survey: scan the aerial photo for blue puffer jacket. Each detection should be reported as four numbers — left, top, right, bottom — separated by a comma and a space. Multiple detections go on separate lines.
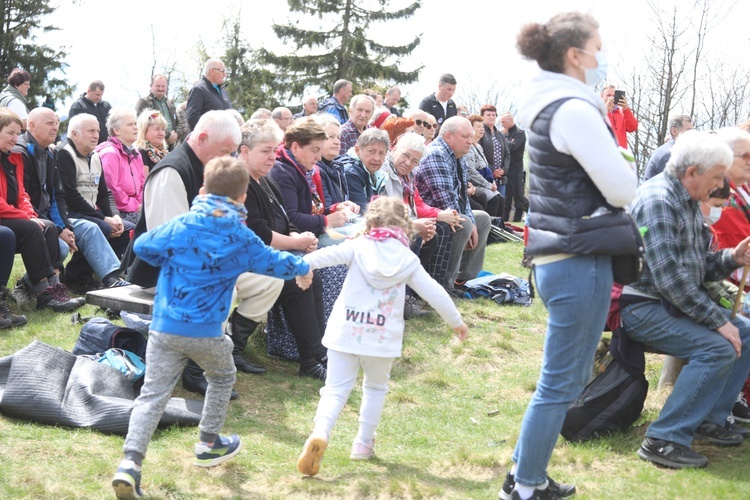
134, 194, 310, 338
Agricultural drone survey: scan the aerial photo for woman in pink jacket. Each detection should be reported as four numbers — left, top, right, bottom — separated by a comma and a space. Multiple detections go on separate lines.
96, 107, 145, 224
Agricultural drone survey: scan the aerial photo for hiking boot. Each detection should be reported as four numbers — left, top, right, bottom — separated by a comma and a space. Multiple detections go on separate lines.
637, 436, 708, 468
297, 433, 328, 476
350, 438, 376, 460
499, 472, 576, 500
726, 415, 750, 439
299, 361, 327, 381
694, 421, 744, 446
404, 295, 429, 319
0, 299, 26, 327
194, 434, 242, 467
36, 285, 85, 312
112, 460, 143, 498
11, 278, 35, 305
732, 392, 750, 423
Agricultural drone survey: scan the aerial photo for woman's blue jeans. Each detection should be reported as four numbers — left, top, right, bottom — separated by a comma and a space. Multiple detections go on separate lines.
512, 254, 613, 487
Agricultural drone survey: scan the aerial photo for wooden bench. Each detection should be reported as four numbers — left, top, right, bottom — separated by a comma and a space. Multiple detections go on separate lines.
85, 285, 154, 315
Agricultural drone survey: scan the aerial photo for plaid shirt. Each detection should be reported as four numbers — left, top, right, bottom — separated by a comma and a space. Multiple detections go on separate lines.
339, 120, 362, 155
630, 172, 739, 329
414, 137, 475, 224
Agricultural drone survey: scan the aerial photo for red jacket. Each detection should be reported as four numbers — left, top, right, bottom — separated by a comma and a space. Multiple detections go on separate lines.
0, 152, 37, 219
607, 107, 638, 148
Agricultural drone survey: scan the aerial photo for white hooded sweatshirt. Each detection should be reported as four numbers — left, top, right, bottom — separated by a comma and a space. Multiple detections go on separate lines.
304, 236, 463, 358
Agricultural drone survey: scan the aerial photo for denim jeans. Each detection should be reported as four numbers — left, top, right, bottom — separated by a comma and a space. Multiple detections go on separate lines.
620, 301, 750, 447
512, 255, 613, 487
69, 218, 121, 279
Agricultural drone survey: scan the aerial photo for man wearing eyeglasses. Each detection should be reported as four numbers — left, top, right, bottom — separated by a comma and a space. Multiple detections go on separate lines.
186, 58, 233, 132
643, 114, 693, 182
136, 74, 182, 149
272, 107, 294, 132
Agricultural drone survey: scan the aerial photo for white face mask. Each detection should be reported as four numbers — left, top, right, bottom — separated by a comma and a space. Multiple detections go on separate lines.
705, 206, 723, 225
578, 49, 609, 88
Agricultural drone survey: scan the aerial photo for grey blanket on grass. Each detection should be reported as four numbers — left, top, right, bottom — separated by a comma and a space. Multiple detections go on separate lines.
0, 340, 203, 434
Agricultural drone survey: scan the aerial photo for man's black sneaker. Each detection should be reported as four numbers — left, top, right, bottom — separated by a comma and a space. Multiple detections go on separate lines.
103, 276, 131, 288
299, 361, 327, 381
694, 421, 744, 446
508, 484, 567, 499
637, 436, 708, 468
732, 393, 750, 423
499, 472, 575, 500
36, 285, 85, 312
726, 415, 750, 439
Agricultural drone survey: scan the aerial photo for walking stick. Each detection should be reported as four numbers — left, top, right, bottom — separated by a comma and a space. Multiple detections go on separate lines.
731, 265, 750, 319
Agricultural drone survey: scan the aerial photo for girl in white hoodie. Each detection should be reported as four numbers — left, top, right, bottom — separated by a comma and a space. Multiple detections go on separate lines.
296, 196, 468, 476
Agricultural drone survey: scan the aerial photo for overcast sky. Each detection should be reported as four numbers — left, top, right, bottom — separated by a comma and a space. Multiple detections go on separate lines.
40, 0, 750, 116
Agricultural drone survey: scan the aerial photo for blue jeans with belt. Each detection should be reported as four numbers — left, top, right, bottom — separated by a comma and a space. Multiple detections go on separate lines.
512, 254, 613, 487
620, 300, 750, 447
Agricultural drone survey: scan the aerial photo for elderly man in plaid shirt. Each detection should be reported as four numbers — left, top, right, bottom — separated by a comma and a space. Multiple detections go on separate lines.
414, 116, 491, 293
620, 130, 750, 470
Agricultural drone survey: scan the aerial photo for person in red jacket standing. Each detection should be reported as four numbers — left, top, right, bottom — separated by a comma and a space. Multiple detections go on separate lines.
601, 84, 638, 148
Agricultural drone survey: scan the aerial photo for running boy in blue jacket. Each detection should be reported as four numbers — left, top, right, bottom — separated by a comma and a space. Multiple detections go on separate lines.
112, 157, 313, 499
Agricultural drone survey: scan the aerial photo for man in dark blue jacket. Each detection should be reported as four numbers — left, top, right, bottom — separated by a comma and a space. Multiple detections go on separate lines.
186, 59, 233, 131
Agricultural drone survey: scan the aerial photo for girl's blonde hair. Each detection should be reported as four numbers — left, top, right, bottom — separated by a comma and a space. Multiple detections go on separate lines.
364, 196, 414, 241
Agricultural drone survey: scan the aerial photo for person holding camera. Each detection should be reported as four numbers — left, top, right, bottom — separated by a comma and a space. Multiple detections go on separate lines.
601, 84, 638, 148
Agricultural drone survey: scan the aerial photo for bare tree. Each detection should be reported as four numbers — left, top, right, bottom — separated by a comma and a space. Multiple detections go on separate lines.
457, 80, 522, 116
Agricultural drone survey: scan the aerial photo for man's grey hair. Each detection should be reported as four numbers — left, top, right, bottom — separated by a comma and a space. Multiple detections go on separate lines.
356, 128, 390, 151
250, 108, 272, 120
271, 107, 291, 119
240, 119, 283, 150
716, 126, 750, 153
105, 106, 136, 136
394, 132, 426, 156
666, 129, 733, 178
193, 110, 241, 145
68, 113, 98, 135
202, 58, 224, 77
333, 79, 351, 94
349, 94, 375, 112
386, 85, 401, 97
668, 114, 692, 137
439, 116, 470, 138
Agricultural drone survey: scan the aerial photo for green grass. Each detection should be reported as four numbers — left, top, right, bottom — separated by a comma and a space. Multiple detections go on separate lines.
1, 245, 749, 498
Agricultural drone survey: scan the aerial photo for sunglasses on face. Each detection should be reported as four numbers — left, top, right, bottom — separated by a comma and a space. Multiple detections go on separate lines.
415, 119, 435, 130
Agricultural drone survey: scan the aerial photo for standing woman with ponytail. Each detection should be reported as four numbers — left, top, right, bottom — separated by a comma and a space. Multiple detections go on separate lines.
499, 12, 637, 500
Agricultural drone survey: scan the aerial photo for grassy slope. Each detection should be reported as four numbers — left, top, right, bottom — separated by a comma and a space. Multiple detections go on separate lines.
0, 245, 748, 499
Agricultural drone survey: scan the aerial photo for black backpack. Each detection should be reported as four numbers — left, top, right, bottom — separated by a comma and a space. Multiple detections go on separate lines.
561, 358, 648, 442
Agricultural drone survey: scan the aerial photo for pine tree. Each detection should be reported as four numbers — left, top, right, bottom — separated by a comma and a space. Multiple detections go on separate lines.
0, 0, 71, 108
220, 15, 283, 116
259, 0, 422, 100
